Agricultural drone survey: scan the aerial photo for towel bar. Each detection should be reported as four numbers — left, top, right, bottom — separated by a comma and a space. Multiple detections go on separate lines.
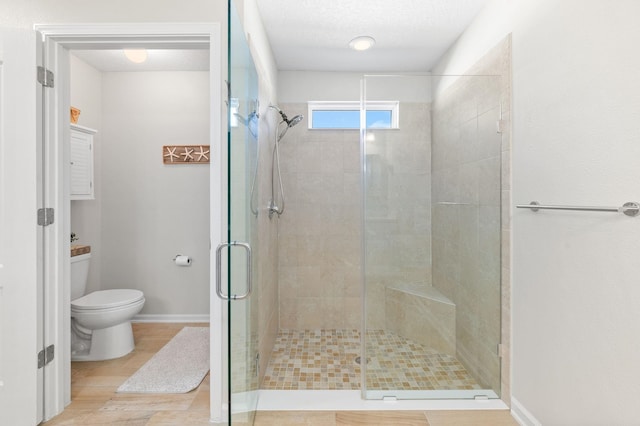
516, 201, 639, 217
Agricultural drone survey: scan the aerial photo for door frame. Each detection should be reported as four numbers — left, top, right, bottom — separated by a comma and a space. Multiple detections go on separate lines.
34, 23, 226, 423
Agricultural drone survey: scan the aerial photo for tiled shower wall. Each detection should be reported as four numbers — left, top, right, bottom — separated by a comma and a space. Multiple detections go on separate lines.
363, 102, 433, 331
277, 103, 362, 329
276, 102, 433, 330
431, 38, 511, 394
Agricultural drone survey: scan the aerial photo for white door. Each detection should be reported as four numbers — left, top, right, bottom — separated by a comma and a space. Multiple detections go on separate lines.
0, 28, 43, 425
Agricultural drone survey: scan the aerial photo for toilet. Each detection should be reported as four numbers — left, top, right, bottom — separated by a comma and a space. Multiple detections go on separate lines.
70, 252, 145, 361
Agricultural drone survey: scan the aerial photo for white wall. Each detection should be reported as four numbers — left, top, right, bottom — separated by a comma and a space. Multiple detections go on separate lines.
279, 71, 432, 103
243, 0, 278, 97
101, 71, 210, 315
70, 59, 211, 316
70, 54, 103, 293
431, 0, 515, 96
1, 0, 226, 29
434, 0, 640, 424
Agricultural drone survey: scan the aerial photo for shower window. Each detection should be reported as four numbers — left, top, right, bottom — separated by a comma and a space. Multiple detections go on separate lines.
308, 101, 399, 129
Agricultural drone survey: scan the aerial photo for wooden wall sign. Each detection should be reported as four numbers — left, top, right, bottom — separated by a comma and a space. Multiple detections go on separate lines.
163, 145, 210, 164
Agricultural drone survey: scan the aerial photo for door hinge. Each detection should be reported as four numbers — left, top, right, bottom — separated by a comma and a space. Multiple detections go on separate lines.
496, 119, 506, 134
37, 207, 55, 226
37, 345, 55, 369
37, 66, 55, 88
497, 343, 504, 358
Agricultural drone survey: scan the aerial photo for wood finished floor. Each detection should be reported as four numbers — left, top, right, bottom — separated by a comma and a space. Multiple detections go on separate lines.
44, 323, 517, 425
254, 410, 518, 425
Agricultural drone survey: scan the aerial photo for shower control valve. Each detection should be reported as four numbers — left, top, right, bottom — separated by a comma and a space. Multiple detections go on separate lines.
268, 200, 281, 219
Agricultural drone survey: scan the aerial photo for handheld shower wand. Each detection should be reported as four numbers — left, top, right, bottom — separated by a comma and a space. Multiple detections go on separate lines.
267, 104, 304, 218
270, 104, 303, 129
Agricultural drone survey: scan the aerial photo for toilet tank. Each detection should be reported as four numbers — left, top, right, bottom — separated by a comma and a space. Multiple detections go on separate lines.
70, 253, 91, 300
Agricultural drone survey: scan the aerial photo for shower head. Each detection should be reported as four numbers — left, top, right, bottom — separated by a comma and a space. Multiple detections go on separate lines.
287, 114, 304, 128
269, 104, 303, 127
269, 104, 304, 140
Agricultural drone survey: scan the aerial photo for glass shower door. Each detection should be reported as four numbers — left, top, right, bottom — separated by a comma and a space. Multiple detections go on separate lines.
361, 74, 503, 400
222, 1, 260, 424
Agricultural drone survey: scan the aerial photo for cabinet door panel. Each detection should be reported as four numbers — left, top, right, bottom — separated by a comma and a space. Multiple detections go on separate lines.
70, 126, 95, 200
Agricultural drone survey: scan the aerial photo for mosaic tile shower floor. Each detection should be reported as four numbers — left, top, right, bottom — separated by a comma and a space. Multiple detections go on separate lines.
261, 329, 481, 391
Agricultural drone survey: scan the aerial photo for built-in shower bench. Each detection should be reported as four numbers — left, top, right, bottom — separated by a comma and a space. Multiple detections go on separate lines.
385, 282, 456, 356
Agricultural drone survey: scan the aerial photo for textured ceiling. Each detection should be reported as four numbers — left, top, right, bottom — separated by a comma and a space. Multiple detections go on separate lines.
256, 0, 490, 71
71, 1, 489, 73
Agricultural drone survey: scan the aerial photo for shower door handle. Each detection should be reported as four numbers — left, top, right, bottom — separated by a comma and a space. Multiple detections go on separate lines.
215, 241, 252, 301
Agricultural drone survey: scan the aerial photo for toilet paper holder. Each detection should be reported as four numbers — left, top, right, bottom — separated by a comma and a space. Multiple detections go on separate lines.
173, 254, 192, 266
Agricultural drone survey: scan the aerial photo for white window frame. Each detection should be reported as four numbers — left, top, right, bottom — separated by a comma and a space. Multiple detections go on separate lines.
307, 100, 400, 129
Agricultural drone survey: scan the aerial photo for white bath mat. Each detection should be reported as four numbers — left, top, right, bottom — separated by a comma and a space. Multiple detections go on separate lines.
117, 326, 209, 393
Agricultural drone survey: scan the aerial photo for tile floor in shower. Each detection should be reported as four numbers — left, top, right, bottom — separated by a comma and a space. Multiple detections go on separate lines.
261, 329, 481, 391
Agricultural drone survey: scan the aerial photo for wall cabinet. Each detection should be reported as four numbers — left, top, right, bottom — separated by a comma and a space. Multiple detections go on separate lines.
70, 124, 97, 200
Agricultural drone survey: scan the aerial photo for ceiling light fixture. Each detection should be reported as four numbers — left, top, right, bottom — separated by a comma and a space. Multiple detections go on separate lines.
348, 36, 376, 51
123, 49, 148, 64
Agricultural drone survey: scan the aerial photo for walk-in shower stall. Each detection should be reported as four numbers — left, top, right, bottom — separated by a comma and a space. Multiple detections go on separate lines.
222, 1, 510, 423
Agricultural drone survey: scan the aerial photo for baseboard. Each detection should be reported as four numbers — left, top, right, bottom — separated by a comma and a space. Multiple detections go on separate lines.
511, 397, 542, 426
132, 314, 210, 323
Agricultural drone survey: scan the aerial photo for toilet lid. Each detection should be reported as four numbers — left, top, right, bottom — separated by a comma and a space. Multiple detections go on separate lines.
71, 289, 144, 310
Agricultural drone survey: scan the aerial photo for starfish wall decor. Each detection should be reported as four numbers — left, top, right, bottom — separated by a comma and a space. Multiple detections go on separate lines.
163, 145, 210, 164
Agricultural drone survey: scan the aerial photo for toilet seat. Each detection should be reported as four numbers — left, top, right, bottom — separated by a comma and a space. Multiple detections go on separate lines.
71, 289, 144, 311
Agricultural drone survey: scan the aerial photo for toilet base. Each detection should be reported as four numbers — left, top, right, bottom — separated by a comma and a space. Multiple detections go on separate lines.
71, 321, 135, 361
